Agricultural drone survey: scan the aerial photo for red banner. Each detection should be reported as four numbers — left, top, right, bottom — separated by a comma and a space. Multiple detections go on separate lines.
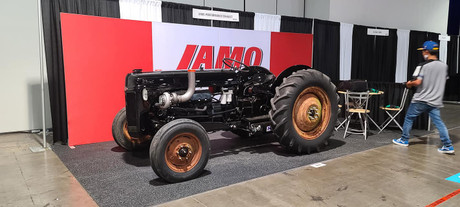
61, 14, 153, 146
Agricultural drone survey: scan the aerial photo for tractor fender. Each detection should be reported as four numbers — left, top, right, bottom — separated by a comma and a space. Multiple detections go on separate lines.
271, 65, 311, 90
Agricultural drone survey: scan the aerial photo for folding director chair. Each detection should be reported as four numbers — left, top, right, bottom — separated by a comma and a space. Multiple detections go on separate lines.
378, 87, 409, 133
343, 91, 371, 140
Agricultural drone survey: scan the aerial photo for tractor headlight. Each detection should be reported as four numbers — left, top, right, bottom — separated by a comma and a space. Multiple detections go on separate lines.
142, 88, 148, 101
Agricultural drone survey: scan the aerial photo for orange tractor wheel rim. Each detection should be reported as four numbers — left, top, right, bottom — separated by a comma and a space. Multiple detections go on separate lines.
165, 133, 202, 173
122, 121, 151, 144
292, 86, 331, 140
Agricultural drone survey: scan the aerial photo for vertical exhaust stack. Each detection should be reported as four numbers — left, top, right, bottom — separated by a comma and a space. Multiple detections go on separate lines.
158, 69, 196, 109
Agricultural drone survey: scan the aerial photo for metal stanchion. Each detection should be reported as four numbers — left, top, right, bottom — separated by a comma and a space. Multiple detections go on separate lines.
38, 0, 46, 148
457, 36, 459, 74
428, 116, 431, 131
30, 0, 49, 152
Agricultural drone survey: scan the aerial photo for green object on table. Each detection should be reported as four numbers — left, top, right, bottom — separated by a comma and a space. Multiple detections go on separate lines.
385, 104, 400, 108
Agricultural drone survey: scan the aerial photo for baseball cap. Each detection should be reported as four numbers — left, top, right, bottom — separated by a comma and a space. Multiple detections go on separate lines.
417, 40, 439, 51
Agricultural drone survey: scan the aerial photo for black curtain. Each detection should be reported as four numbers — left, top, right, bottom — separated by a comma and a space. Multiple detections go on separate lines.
447, 35, 459, 76
313, 19, 340, 83
161, 2, 211, 26
337, 81, 428, 130
445, 74, 460, 102
212, 8, 254, 30
280, 16, 313, 34
366, 82, 428, 130
448, 0, 460, 35
41, 0, 120, 144
445, 36, 460, 101
351, 25, 397, 82
406, 31, 439, 80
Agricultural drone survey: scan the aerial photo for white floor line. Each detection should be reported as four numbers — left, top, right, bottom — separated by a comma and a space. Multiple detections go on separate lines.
421, 125, 460, 137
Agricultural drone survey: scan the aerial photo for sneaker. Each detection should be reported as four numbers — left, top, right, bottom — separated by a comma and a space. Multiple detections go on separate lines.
392, 138, 409, 147
438, 145, 455, 154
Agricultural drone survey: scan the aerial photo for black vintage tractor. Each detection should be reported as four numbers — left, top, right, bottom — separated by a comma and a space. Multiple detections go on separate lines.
112, 58, 338, 182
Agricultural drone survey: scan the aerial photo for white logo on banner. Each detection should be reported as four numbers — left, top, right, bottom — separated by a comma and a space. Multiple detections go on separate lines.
177, 45, 263, 70
192, 8, 239, 22
151, 22, 270, 71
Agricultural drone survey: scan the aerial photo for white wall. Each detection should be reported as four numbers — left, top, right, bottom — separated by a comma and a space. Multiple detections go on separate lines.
246, 0, 277, 14
0, 0, 52, 133
170, 0, 307, 17
277, 0, 305, 17
168, 0, 204, 6
180, 0, 450, 34
329, 0, 449, 34
205, 0, 244, 11
305, 0, 330, 20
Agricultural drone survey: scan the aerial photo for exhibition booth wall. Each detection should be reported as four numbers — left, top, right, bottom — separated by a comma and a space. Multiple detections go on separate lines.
60, 13, 313, 146
40, 0, 460, 145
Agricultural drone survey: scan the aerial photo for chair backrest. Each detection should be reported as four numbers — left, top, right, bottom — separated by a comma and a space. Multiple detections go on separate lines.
345, 90, 370, 111
398, 88, 410, 110
338, 80, 368, 92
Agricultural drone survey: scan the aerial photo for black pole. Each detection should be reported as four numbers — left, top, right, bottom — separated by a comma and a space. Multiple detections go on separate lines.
303, 0, 306, 18
276, 0, 278, 14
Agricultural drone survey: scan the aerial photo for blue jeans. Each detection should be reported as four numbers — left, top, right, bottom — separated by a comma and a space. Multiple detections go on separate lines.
401, 102, 452, 146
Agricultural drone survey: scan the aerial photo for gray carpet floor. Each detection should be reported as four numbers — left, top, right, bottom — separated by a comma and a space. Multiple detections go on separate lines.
52, 125, 433, 207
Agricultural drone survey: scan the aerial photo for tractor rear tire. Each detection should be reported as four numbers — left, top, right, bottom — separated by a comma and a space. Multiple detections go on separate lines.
112, 107, 151, 151
269, 69, 338, 154
150, 119, 210, 183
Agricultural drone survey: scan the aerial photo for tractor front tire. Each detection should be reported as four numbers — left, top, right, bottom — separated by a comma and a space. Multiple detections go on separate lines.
112, 107, 151, 151
150, 119, 210, 183
269, 69, 338, 154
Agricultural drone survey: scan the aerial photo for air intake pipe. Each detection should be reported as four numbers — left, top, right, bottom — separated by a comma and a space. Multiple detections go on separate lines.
158, 70, 196, 109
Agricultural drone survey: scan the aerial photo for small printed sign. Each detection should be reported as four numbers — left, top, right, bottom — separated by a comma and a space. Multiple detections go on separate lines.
446, 173, 460, 184
192, 8, 239, 22
310, 163, 326, 168
367, 28, 389, 36
439, 35, 451, 42
266, 126, 272, 132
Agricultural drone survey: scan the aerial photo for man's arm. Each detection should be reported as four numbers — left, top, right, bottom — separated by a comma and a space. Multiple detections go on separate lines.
406, 79, 422, 88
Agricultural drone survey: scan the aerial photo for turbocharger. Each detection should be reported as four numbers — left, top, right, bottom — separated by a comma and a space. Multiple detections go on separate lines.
158, 70, 196, 109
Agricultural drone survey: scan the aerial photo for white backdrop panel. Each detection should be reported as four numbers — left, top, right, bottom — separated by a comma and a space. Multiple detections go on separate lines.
254, 13, 281, 32
151, 22, 271, 70
119, 0, 162, 22
439, 39, 448, 64
395, 29, 410, 83
339, 22, 353, 81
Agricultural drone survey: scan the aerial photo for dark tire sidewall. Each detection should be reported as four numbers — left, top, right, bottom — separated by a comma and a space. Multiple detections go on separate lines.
150, 119, 210, 183
112, 107, 135, 151
289, 73, 338, 148
271, 69, 338, 153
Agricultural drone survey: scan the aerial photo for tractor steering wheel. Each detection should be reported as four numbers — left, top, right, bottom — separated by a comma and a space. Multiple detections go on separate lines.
222, 58, 249, 71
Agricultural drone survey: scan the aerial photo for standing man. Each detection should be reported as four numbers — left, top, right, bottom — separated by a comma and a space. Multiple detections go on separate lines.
393, 41, 454, 154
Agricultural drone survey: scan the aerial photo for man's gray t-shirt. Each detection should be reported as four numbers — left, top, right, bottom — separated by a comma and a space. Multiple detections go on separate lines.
411, 60, 448, 108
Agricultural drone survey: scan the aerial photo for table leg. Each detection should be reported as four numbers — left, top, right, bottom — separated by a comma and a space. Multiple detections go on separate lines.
428, 116, 431, 131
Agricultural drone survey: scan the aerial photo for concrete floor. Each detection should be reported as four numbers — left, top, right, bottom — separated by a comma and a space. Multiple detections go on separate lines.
160, 128, 460, 207
1, 104, 460, 206
0, 133, 96, 206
